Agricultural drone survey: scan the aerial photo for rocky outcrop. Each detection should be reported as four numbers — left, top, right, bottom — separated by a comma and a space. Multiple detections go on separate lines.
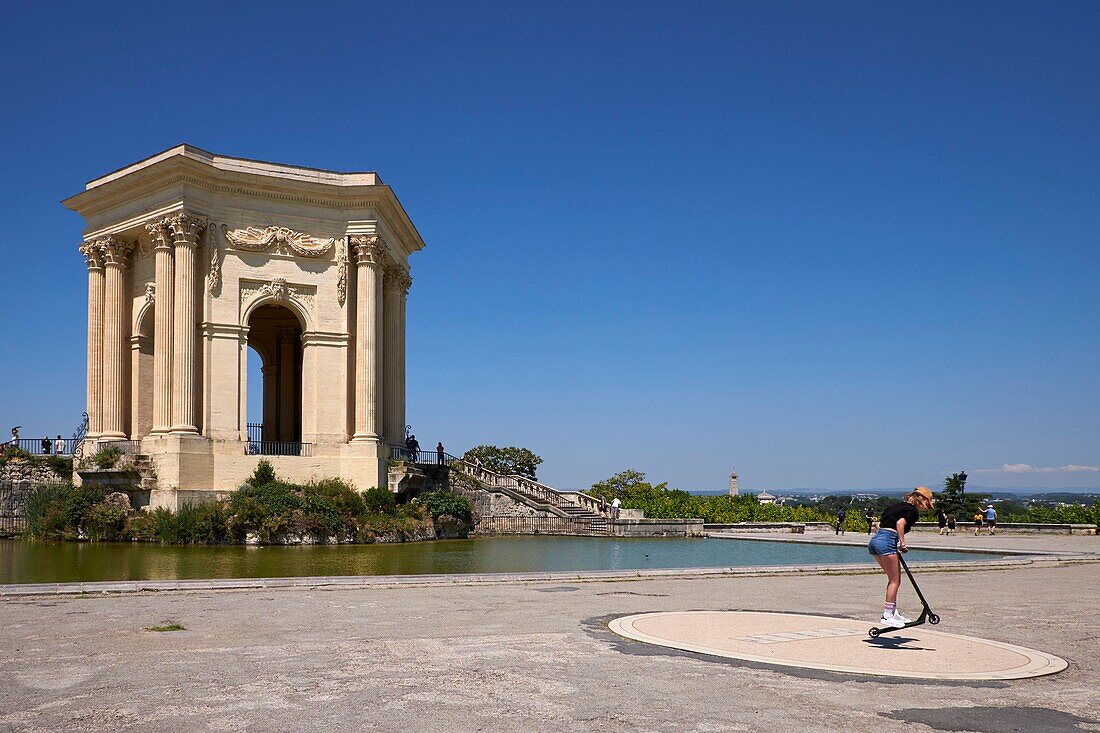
0, 458, 67, 486
435, 514, 471, 539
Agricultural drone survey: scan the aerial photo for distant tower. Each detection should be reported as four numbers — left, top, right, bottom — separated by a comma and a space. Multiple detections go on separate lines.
729, 469, 739, 496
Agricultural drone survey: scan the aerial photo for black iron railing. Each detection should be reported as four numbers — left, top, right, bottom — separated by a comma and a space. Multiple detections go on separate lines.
96, 439, 141, 455
388, 445, 460, 465
247, 441, 313, 457
7, 438, 81, 456
247, 423, 263, 444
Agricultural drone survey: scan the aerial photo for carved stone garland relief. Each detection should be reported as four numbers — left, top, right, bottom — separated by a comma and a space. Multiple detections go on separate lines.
222, 225, 336, 258
240, 278, 317, 323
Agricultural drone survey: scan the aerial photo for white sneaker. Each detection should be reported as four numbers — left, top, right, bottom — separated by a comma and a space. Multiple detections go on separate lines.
879, 614, 905, 628
891, 611, 913, 624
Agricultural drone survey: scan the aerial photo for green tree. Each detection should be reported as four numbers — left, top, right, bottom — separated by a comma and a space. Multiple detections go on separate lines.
938, 471, 968, 515
589, 470, 668, 500
462, 445, 542, 480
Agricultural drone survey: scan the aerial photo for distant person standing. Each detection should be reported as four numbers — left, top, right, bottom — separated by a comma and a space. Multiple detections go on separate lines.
984, 504, 997, 535
865, 507, 877, 534
599, 495, 608, 515
55, 435, 65, 455
41, 436, 51, 455
973, 510, 983, 536
436, 442, 445, 465
936, 507, 948, 535
406, 435, 420, 461
610, 496, 621, 520
946, 513, 957, 535
836, 507, 847, 535
9, 426, 19, 448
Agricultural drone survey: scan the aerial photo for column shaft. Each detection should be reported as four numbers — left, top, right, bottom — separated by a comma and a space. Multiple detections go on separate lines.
397, 273, 410, 443
168, 213, 204, 434
383, 271, 402, 444
101, 260, 127, 438
81, 243, 105, 439
148, 223, 174, 432
351, 237, 385, 441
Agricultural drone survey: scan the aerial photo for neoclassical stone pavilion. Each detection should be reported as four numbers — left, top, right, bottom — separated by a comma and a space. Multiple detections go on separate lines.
64, 145, 424, 507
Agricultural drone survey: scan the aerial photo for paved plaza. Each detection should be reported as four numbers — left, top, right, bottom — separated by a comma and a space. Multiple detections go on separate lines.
1, 536, 1098, 732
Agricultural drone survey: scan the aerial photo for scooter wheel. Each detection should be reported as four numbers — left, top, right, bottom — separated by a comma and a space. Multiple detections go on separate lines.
868, 627, 880, 638
929, 614, 940, 625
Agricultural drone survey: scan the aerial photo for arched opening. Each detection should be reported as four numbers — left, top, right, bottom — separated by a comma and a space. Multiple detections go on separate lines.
130, 304, 155, 439
246, 303, 303, 446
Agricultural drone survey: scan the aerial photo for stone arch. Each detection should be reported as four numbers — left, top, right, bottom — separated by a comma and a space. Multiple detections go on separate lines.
240, 290, 312, 334
245, 303, 304, 446
130, 301, 155, 439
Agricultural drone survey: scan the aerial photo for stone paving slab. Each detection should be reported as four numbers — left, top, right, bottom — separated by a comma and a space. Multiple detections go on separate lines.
0, 563, 1097, 732
609, 610, 1068, 681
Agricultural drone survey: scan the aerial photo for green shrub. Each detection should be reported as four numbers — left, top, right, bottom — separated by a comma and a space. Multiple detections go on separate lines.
90, 446, 123, 469
24, 483, 72, 538
84, 501, 129, 541
227, 480, 303, 542
176, 502, 230, 544
63, 484, 109, 529
23, 483, 109, 539
399, 502, 427, 520
419, 489, 473, 522
126, 510, 159, 541
590, 470, 838, 524
0, 446, 31, 468
250, 459, 277, 486
308, 479, 366, 518
356, 512, 432, 542
361, 486, 396, 515
45, 455, 73, 477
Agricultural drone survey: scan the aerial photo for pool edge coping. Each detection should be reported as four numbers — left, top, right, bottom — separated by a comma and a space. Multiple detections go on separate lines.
2, 554, 1096, 598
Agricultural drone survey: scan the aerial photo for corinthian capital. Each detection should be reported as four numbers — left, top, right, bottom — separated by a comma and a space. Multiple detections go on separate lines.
350, 235, 386, 267
97, 236, 135, 267
385, 266, 412, 294
145, 219, 173, 251
79, 241, 104, 270
166, 212, 207, 245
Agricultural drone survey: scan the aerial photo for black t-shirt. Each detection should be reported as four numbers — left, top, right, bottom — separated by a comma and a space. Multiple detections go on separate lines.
879, 502, 920, 534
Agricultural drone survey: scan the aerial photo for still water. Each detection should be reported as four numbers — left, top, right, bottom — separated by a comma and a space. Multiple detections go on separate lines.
0, 537, 1003, 585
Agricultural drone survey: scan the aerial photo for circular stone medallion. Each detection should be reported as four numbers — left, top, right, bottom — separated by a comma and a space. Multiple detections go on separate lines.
608, 611, 1067, 681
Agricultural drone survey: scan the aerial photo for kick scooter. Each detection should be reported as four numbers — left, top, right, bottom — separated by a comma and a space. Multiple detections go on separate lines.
868, 551, 941, 638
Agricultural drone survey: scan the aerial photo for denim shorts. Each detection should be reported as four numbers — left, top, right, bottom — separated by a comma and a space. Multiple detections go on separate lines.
867, 528, 899, 556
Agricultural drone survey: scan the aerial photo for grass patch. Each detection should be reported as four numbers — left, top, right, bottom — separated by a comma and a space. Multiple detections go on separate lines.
146, 623, 186, 632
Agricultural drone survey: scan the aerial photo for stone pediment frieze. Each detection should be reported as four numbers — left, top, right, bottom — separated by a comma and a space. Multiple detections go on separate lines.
222, 225, 335, 258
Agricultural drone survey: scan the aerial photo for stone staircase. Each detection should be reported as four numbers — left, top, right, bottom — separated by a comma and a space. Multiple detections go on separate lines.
450, 459, 610, 534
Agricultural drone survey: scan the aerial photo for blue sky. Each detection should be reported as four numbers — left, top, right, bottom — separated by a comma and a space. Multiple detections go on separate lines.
1, 1, 1097, 492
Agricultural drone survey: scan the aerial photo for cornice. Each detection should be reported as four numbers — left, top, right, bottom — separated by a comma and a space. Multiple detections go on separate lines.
63, 154, 425, 255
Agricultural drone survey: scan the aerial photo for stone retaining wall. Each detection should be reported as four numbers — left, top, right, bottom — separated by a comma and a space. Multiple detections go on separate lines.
613, 518, 704, 537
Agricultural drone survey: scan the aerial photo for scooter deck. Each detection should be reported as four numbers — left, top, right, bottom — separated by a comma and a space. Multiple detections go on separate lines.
868, 608, 939, 638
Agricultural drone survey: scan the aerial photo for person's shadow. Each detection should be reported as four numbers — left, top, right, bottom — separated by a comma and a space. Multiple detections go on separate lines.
863, 636, 933, 651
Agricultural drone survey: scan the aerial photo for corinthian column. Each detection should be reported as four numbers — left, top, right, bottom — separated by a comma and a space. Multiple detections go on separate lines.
145, 220, 174, 433
99, 236, 135, 439
351, 236, 385, 441
80, 242, 106, 439
167, 212, 206, 435
397, 270, 411, 445
383, 268, 403, 444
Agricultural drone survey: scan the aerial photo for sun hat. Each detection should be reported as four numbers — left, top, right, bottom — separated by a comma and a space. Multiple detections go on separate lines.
914, 486, 934, 501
